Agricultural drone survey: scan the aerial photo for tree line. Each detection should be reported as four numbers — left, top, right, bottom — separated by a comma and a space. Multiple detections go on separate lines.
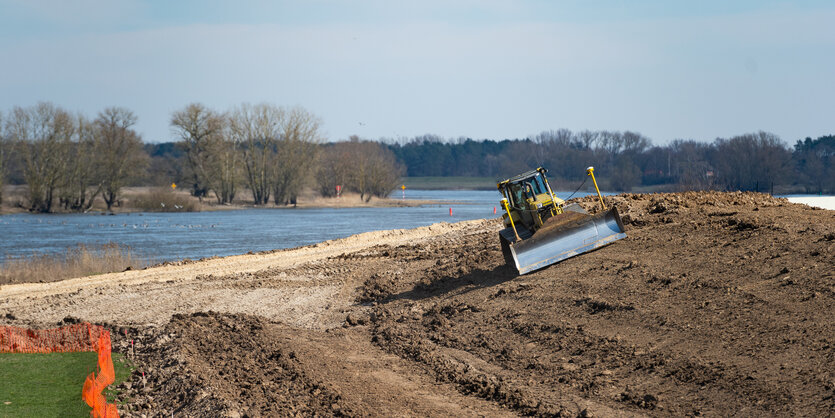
0, 102, 402, 212
0, 103, 145, 212
0, 103, 831, 214
386, 130, 834, 194
169, 103, 402, 205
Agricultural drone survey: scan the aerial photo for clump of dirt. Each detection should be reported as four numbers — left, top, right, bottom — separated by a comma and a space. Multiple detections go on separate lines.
356, 271, 402, 303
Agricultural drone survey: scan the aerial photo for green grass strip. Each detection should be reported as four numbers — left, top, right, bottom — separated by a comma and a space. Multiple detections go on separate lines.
0, 352, 132, 417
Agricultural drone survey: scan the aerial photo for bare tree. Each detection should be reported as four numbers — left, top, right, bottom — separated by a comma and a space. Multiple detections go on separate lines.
337, 137, 403, 202
712, 131, 790, 192
229, 103, 282, 205
532, 129, 573, 147
364, 144, 403, 199
597, 131, 649, 156
272, 107, 322, 205
669, 139, 713, 190
95, 107, 147, 211
170, 103, 224, 201
315, 142, 353, 197
7, 103, 74, 212
752, 131, 791, 193
59, 114, 101, 211
576, 130, 599, 149
598, 131, 623, 157
621, 131, 650, 155
212, 116, 240, 204
171, 103, 239, 204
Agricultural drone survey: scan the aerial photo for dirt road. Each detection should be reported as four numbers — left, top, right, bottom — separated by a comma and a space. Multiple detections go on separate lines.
1, 191, 833, 416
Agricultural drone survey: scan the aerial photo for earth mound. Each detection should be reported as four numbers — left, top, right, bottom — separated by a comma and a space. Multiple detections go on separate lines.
3, 191, 833, 416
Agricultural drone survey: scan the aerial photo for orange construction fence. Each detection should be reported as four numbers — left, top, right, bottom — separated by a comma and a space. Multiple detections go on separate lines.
0, 323, 120, 418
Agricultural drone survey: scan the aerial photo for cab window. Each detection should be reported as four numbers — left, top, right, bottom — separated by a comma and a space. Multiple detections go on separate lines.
532, 175, 547, 195
508, 184, 524, 208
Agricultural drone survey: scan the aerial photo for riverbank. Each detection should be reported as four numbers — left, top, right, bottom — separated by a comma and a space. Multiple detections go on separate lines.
0, 185, 436, 215
0, 189, 501, 264
1, 191, 832, 416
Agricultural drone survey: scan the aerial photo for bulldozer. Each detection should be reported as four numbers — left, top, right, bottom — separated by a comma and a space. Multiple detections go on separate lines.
497, 167, 626, 275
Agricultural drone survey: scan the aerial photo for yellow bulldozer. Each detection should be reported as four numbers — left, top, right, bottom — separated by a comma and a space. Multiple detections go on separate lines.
497, 167, 626, 275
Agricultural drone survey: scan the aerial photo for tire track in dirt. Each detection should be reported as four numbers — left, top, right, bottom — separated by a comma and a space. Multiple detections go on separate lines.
119, 312, 515, 417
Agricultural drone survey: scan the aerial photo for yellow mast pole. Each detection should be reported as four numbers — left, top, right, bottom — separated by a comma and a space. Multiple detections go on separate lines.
586, 166, 606, 210
501, 197, 521, 242
541, 174, 562, 215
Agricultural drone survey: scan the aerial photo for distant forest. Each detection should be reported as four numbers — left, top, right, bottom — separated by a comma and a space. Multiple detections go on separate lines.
385, 131, 834, 194
1, 102, 832, 214
137, 130, 832, 194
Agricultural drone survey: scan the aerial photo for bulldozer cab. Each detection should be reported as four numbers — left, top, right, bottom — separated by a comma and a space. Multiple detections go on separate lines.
503, 170, 551, 206
508, 177, 544, 207
497, 167, 627, 275
506, 182, 534, 226
499, 168, 564, 229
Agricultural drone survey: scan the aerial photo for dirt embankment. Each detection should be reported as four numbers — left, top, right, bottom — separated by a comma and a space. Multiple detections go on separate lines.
2, 191, 833, 416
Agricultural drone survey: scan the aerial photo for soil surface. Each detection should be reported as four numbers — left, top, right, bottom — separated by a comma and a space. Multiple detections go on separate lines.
1, 191, 833, 417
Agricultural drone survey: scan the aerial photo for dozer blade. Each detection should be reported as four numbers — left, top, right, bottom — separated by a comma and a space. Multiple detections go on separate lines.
500, 207, 627, 275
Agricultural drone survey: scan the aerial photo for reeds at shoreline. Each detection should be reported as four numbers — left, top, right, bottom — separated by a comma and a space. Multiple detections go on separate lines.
130, 188, 198, 212
0, 243, 148, 285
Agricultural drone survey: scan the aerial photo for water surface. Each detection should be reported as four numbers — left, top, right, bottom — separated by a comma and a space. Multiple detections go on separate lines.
0, 190, 601, 263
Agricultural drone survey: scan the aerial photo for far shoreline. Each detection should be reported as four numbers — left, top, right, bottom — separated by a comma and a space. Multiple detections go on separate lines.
0, 197, 444, 215
0, 185, 458, 215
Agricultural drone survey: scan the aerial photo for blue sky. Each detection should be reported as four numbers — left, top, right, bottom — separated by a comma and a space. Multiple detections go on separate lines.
1, 0, 833, 144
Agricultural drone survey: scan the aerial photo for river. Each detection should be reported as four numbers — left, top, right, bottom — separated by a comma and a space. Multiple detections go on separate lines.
0, 190, 607, 263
